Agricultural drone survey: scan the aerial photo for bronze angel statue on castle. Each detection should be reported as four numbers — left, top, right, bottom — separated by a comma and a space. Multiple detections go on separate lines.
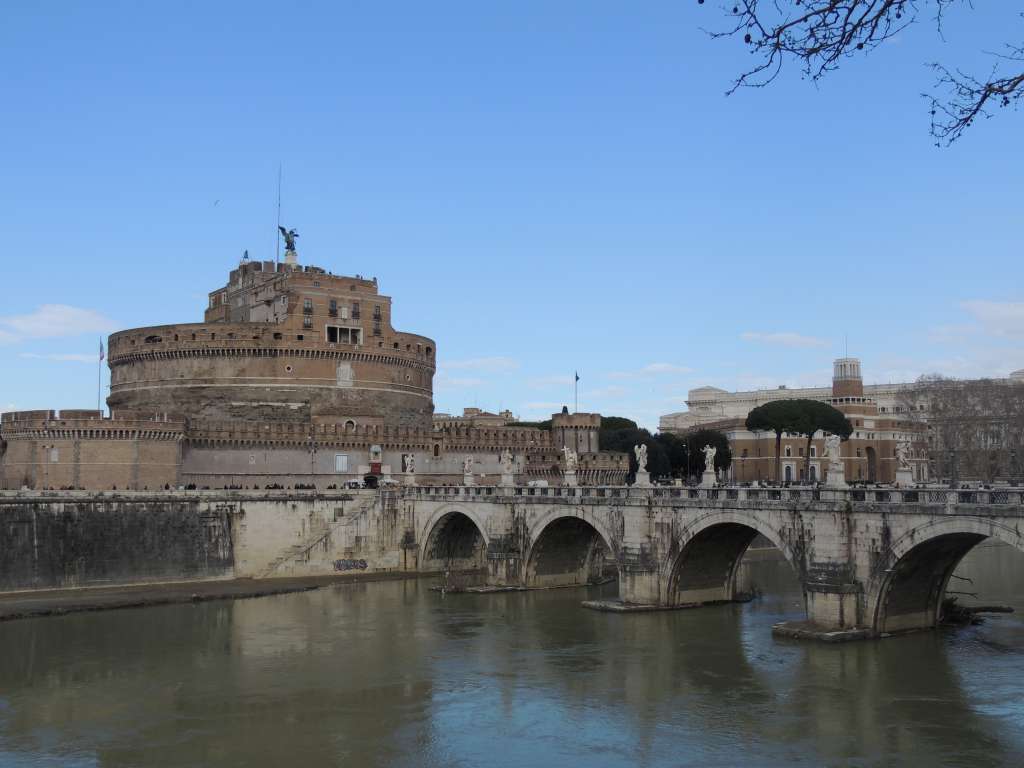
278, 226, 299, 252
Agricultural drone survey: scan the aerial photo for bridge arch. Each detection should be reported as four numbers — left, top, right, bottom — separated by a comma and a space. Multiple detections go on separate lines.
418, 505, 490, 573
664, 511, 804, 609
524, 509, 620, 590
870, 517, 1024, 635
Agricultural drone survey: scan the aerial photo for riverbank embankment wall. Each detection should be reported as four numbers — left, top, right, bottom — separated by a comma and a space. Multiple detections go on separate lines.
0, 490, 395, 592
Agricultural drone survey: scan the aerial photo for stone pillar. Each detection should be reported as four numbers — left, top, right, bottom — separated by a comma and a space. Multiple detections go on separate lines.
563, 469, 578, 487
633, 471, 651, 488
404, 471, 416, 487
825, 462, 847, 488
700, 468, 716, 488
463, 472, 475, 487
895, 468, 914, 487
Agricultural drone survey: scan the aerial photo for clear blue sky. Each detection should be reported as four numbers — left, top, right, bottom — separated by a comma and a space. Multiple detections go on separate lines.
1, 1, 1021, 429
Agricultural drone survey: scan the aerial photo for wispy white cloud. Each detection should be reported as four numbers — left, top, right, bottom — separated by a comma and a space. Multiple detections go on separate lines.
440, 356, 519, 373
0, 305, 116, 345
960, 300, 1024, 339
741, 331, 829, 349
19, 352, 98, 363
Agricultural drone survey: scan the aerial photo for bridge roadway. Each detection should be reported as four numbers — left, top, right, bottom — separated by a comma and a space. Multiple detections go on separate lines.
410, 484, 1024, 640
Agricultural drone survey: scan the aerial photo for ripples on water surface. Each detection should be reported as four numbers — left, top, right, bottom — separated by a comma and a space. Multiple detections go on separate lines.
1, 545, 1023, 767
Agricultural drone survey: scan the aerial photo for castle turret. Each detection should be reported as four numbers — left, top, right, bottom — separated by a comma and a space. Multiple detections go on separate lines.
551, 408, 601, 455
832, 358, 864, 398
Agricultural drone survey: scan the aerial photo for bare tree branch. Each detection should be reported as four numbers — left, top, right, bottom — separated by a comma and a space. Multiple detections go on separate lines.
927, 40, 1024, 144
703, 1, 1023, 144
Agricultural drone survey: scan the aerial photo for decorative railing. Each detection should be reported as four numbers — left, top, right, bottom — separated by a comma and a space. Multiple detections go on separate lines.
2, 485, 1024, 509
401, 484, 1024, 508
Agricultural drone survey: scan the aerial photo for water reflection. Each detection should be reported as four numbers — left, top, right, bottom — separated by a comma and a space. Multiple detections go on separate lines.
0, 548, 1022, 767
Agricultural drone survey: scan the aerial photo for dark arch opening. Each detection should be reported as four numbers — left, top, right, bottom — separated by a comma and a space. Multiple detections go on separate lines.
421, 512, 487, 574
669, 524, 801, 608
876, 532, 987, 634
526, 517, 616, 590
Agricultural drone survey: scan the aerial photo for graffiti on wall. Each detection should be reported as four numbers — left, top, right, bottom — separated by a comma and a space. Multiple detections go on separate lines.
333, 558, 368, 571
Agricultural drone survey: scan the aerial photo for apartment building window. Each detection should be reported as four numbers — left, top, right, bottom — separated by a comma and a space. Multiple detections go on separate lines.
373, 304, 382, 320
303, 316, 312, 329
303, 299, 313, 314
351, 302, 361, 319
335, 454, 348, 472
329, 299, 338, 317
373, 320, 382, 337
810, 447, 816, 458
785, 446, 792, 458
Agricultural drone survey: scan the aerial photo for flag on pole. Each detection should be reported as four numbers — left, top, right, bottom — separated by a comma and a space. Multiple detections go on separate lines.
575, 371, 579, 382
99, 340, 105, 362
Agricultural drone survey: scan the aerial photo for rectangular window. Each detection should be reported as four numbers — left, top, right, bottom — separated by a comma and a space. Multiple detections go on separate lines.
329, 299, 337, 317
352, 302, 360, 319
810, 447, 816, 458
303, 316, 312, 328
373, 305, 382, 320
303, 299, 313, 314
50, 448, 59, 463
335, 454, 349, 472
325, 326, 362, 345
373, 321, 381, 337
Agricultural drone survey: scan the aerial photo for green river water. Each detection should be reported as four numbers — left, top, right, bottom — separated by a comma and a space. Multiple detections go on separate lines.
1, 541, 1023, 767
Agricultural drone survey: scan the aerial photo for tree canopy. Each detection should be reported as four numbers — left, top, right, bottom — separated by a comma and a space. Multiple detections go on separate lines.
746, 399, 850, 482
702, 1, 1024, 144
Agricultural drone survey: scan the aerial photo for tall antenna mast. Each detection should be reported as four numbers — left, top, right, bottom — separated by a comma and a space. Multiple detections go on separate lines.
275, 164, 282, 265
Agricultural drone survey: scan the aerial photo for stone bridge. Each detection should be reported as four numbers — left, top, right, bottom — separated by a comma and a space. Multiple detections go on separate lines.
2, 484, 1023, 640
409, 484, 1024, 639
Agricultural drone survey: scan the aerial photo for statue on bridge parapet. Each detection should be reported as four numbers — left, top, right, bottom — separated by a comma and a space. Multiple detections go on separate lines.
462, 456, 475, 486
896, 440, 912, 471
633, 444, 651, 487
634, 444, 648, 473
499, 449, 516, 486
700, 444, 718, 488
562, 446, 579, 487
702, 444, 717, 472
562, 446, 579, 471
895, 439, 914, 486
824, 433, 847, 488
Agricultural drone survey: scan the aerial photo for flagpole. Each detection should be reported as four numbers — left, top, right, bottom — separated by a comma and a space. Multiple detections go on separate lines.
574, 372, 578, 414
97, 340, 102, 414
